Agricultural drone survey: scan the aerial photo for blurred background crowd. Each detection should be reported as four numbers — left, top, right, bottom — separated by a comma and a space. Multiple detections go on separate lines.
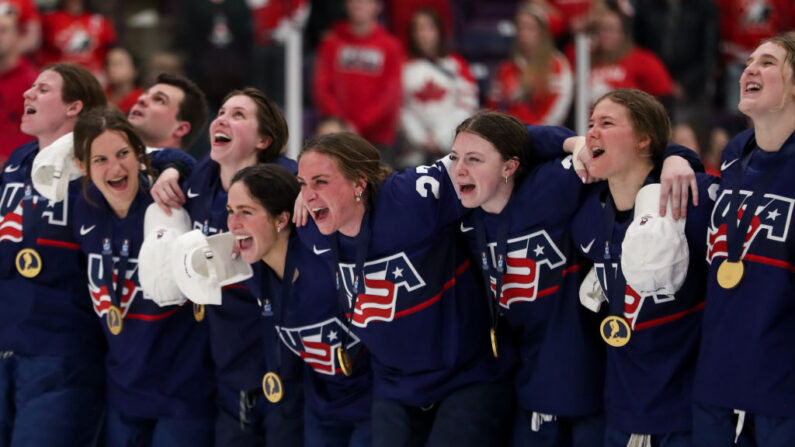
0, 0, 793, 173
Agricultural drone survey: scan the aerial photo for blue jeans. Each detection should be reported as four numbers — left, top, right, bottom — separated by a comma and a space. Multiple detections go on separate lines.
0, 352, 104, 447
511, 410, 604, 447
693, 402, 795, 447
605, 426, 690, 447
372, 380, 514, 447
215, 382, 303, 447
304, 406, 371, 447
104, 407, 212, 447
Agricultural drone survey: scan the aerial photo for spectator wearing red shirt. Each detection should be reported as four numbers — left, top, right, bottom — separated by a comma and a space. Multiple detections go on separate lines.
38, 0, 116, 84
386, 0, 452, 50
487, 3, 573, 126
104, 47, 142, 115
0, 9, 37, 165
568, 1, 674, 110
715, 0, 795, 111
249, 0, 308, 107
314, 0, 404, 159
0, 0, 40, 55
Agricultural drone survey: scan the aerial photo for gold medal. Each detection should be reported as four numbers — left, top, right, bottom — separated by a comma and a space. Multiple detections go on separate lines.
337, 346, 353, 377
717, 259, 744, 289
106, 305, 123, 336
261, 372, 283, 403
489, 327, 498, 358
15, 248, 42, 278
193, 303, 205, 322
600, 316, 631, 347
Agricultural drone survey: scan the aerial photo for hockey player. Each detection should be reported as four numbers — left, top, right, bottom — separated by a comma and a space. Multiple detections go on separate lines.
450, 108, 704, 446
228, 164, 372, 446
693, 34, 795, 446
0, 63, 107, 446
148, 87, 301, 446
569, 89, 716, 446
72, 107, 214, 446
296, 131, 515, 446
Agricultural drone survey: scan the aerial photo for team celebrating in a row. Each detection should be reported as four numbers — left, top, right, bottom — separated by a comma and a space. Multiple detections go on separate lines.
0, 30, 793, 447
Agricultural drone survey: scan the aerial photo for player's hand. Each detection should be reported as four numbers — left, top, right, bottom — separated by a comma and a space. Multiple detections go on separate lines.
292, 191, 309, 227
569, 137, 603, 184
150, 167, 185, 215
660, 155, 698, 219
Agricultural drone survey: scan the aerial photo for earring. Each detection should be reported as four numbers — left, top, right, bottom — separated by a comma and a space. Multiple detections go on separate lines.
276, 225, 281, 233
504, 175, 509, 184
355, 191, 362, 202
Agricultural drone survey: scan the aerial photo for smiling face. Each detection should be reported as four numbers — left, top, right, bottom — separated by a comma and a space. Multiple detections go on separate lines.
738, 41, 795, 118
20, 69, 78, 141
210, 94, 268, 169
128, 82, 185, 146
297, 151, 365, 236
86, 130, 140, 217
450, 131, 517, 213
586, 98, 649, 180
227, 181, 281, 264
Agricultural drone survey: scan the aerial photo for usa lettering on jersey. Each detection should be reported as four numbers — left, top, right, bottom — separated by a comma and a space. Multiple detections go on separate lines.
594, 262, 677, 330
87, 253, 141, 317
339, 252, 425, 328
277, 317, 360, 375
487, 230, 566, 308
0, 183, 69, 242
707, 189, 793, 263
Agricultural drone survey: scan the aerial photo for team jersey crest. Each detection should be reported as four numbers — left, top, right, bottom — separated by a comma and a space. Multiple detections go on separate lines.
487, 230, 566, 308
277, 317, 360, 375
338, 252, 425, 327
707, 189, 793, 263
87, 253, 141, 318
0, 183, 69, 242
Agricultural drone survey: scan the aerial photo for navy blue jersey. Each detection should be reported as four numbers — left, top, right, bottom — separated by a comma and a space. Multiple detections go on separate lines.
460, 157, 605, 417
572, 173, 716, 434
695, 129, 795, 418
73, 182, 215, 418
245, 233, 372, 422
182, 155, 298, 390
0, 142, 104, 357
299, 160, 513, 407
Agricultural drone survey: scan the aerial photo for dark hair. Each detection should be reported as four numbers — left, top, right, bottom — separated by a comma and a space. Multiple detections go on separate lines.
590, 1, 632, 64
594, 89, 670, 165
407, 7, 448, 59
455, 111, 532, 179
73, 107, 150, 201
299, 131, 392, 205
154, 72, 208, 149
46, 63, 107, 116
221, 87, 289, 164
230, 164, 300, 231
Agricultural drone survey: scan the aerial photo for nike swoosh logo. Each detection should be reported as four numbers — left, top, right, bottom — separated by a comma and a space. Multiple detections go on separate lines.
4, 165, 19, 173
186, 188, 199, 198
721, 158, 739, 171
460, 222, 474, 233
80, 225, 96, 235
313, 245, 331, 255
580, 239, 595, 253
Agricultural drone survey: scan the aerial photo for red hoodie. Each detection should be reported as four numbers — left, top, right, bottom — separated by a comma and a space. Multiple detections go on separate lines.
314, 22, 404, 146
